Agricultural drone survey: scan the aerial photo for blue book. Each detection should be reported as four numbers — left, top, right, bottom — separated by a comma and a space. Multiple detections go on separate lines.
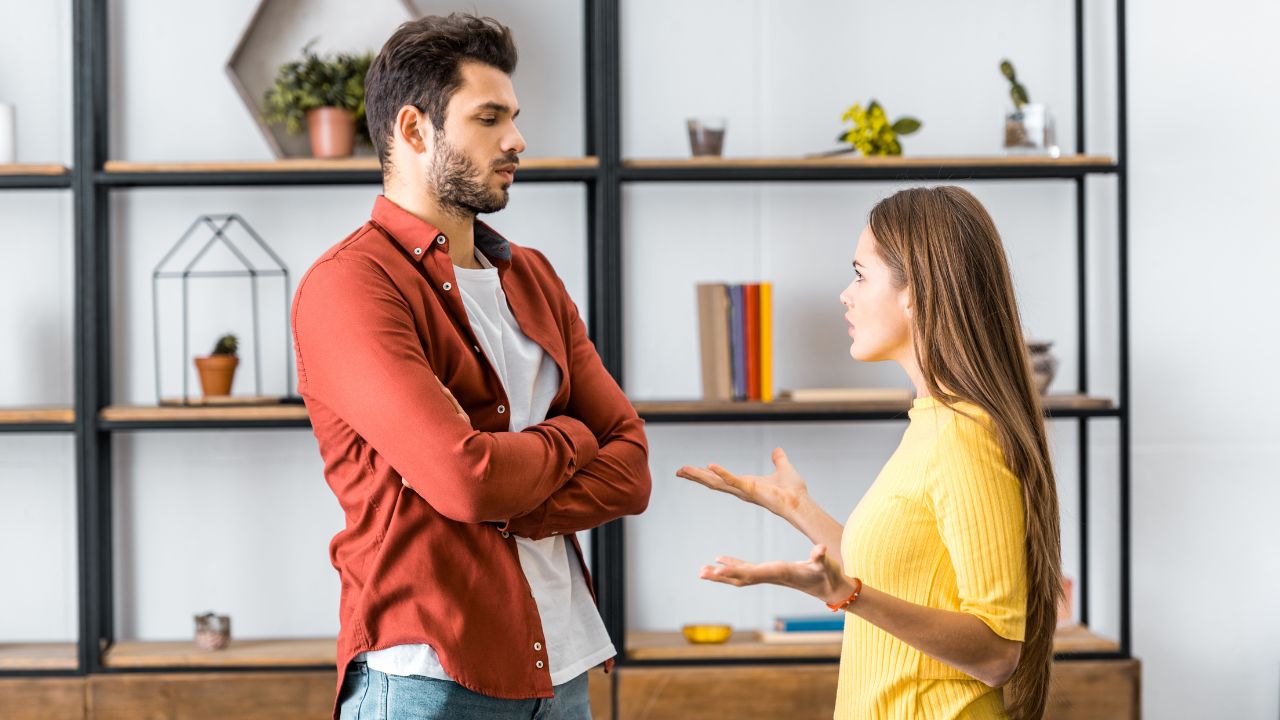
728, 284, 746, 401
773, 615, 846, 632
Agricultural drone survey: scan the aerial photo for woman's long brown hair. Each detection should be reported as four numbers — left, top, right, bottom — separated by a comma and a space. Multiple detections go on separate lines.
869, 186, 1062, 720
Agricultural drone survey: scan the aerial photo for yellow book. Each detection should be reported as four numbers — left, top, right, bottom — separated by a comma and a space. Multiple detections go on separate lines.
759, 282, 773, 402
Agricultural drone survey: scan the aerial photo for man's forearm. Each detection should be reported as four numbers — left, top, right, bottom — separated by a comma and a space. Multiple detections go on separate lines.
501, 427, 650, 539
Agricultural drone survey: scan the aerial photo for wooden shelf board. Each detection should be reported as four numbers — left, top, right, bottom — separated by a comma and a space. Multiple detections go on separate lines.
0, 407, 75, 425
101, 404, 309, 424
633, 394, 1115, 417
0, 164, 70, 176
0, 642, 79, 670
626, 624, 1117, 662
624, 154, 1115, 170
99, 394, 1112, 427
103, 638, 335, 669
103, 157, 598, 174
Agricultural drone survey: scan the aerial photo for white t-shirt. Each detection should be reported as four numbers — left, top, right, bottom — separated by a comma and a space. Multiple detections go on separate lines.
360, 249, 615, 686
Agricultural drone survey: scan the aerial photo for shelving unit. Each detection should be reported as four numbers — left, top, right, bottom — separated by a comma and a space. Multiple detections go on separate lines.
0, 407, 76, 433
0, 164, 73, 189
2, 0, 1132, 717
621, 154, 1118, 182
99, 156, 598, 187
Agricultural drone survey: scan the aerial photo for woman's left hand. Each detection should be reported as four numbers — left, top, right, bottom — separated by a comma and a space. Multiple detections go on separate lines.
699, 544, 856, 606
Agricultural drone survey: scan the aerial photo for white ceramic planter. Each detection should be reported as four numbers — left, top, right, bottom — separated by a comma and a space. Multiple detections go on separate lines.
0, 102, 15, 164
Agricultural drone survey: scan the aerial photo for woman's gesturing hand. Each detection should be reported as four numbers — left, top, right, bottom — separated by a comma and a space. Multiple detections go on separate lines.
677, 447, 808, 520
699, 544, 856, 606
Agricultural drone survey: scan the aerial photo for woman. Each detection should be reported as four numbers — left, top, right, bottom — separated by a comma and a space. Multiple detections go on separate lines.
678, 187, 1061, 719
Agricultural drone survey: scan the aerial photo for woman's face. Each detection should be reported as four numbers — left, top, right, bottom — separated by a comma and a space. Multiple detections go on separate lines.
839, 226, 913, 363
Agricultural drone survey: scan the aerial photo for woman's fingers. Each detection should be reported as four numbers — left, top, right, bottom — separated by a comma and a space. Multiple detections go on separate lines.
677, 466, 751, 501
700, 562, 757, 587
709, 465, 753, 493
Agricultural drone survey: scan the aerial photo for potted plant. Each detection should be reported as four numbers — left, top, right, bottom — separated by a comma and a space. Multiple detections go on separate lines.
1000, 59, 1058, 156
262, 42, 372, 159
194, 333, 239, 397
833, 100, 921, 156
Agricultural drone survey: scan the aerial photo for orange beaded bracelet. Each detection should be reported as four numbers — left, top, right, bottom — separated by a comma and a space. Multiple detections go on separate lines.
825, 577, 863, 612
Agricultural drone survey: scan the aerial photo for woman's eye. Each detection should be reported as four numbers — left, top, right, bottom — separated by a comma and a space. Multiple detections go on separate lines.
853, 269, 864, 282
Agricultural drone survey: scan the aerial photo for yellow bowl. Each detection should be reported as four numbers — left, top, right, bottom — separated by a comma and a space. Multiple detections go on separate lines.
682, 624, 733, 644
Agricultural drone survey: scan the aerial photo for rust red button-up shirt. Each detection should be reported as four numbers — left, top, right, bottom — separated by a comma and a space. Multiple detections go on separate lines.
291, 196, 651, 715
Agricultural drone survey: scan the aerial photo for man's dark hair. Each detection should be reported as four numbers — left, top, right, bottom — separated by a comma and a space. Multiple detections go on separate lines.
365, 13, 518, 170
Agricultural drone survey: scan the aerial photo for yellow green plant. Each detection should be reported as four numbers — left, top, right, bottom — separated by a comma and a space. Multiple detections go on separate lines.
836, 100, 922, 156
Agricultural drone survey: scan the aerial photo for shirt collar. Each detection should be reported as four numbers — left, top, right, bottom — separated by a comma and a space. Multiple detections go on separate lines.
370, 195, 513, 265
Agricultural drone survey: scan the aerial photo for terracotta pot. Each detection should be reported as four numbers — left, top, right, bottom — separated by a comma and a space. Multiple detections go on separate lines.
306, 107, 356, 159
194, 354, 239, 397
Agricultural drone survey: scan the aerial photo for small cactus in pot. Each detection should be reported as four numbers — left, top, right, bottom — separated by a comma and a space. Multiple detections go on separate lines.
194, 333, 239, 397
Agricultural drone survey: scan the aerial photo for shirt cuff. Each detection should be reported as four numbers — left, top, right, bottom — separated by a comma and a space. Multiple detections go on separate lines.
542, 414, 600, 472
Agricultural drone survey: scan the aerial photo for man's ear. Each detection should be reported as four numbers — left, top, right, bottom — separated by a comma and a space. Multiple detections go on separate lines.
396, 105, 431, 155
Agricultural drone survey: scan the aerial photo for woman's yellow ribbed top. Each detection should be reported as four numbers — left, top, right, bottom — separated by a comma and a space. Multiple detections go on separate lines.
835, 396, 1028, 719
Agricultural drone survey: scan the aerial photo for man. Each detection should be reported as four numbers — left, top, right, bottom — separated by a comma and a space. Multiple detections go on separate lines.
291, 13, 651, 719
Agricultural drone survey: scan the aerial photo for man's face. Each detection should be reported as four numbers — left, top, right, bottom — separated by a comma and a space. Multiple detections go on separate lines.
425, 61, 526, 216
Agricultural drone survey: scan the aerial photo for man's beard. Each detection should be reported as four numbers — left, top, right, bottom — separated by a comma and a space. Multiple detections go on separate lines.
427, 131, 512, 218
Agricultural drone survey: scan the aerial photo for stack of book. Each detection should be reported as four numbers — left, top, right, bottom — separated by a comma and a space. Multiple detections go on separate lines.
759, 614, 845, 644
696, 282, 773, 402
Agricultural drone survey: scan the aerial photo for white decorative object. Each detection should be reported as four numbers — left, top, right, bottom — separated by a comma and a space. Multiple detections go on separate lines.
225, 0, 410, 158
1004, 103, 1059, 158
0, 102, 15, 164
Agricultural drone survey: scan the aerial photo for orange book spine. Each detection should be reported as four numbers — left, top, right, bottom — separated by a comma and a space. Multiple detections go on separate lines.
745, 284, 760, 401
760, 282, 773, 402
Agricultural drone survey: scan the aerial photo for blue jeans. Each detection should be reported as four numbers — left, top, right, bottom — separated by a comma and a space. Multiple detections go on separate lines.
338, 661, 592, 720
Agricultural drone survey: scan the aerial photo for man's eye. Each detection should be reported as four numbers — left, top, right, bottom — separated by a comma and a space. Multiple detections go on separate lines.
479, 117, 497, 125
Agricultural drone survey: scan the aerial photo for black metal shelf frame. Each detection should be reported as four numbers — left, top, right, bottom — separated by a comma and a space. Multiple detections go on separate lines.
0, 423, 77, 434
0, 174, 73, 190
97, 166, 598, 188
619, 162, 1120, 183
0, 0, 1129, 681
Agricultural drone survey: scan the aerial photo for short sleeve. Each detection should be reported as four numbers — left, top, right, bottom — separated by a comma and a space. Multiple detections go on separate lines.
926, 412, 1028, 642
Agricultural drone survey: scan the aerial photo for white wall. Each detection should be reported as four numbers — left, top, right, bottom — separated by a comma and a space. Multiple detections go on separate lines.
0, 0, 1276, 717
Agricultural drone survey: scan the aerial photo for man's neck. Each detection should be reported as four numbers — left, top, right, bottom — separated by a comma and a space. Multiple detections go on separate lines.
384, 184, 481, 269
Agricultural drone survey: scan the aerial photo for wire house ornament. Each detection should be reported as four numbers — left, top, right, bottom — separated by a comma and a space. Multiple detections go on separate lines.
152, 214, 292, 404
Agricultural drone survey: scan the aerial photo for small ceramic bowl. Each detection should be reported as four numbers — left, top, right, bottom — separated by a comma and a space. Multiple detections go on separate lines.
681, 624, 733, 644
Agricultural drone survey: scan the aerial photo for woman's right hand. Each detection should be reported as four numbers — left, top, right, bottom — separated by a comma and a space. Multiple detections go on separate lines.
677, 448, 809, 520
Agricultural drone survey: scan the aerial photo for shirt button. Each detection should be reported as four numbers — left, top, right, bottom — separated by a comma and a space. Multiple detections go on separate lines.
497, 405, 506, 414
472, 345, 480, 353
436, 235, 447, 245
442, 282, 452, 291
501, 531, 510, 539
413, 247, 423, 256
535, 660, 544, 669
534, 642, 542, 651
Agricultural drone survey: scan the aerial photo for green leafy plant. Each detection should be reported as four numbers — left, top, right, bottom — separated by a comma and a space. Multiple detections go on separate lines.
262, 41, 372, 141
1000, 59, 1030, 110
211, 333, 239, 356
836, 100, 922, 157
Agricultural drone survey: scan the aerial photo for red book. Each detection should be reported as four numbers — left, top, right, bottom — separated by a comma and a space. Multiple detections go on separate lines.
744, 283, 760, 401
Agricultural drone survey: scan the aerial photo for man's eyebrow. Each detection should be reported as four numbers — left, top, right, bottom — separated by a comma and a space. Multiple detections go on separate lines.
474, 101, 519, 118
